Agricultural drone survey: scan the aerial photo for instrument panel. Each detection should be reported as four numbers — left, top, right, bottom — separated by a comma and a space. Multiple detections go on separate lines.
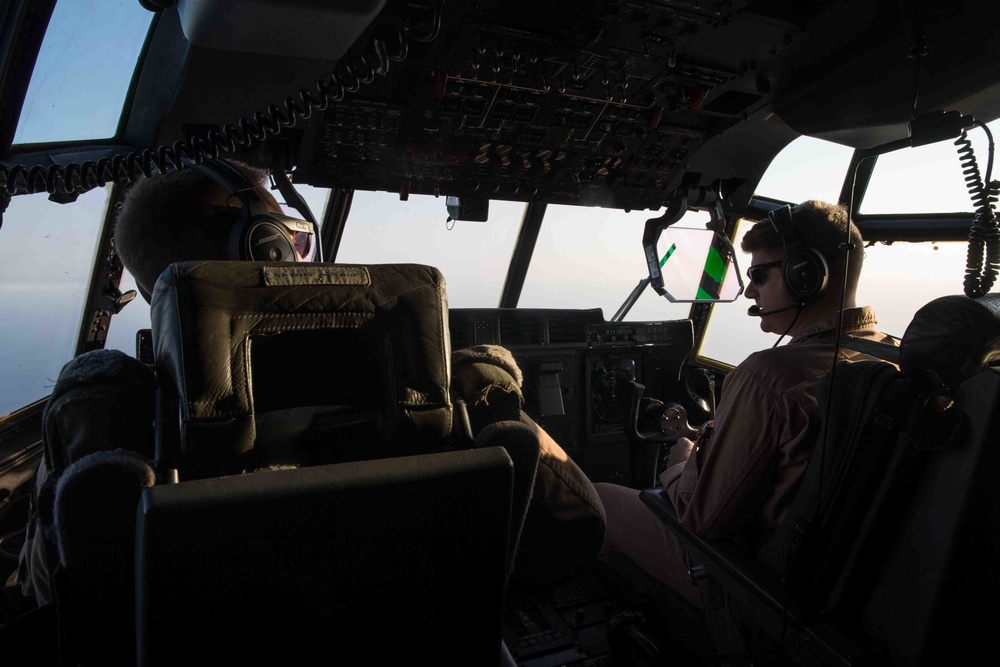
587, 355, 637, 435
295, 0, 781, 210
450, 308, 693, 483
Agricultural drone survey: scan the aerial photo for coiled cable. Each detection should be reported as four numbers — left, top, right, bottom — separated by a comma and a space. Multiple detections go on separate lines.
0, 1, 445, 197
955, 122, 1000, 298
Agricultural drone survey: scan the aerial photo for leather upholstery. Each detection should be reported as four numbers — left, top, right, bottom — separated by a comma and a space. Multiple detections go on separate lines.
899, 293, 1000, 389
151, 260, 453, 476
135, 448, 513, 665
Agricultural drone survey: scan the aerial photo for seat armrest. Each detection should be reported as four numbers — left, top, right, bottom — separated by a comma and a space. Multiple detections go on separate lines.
639, 489, 869, 661
640, 489, 797, 618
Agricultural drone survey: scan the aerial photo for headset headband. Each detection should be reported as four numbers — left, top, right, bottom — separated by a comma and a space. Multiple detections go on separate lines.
767, 204, 798, 248
193, 158, 269, 217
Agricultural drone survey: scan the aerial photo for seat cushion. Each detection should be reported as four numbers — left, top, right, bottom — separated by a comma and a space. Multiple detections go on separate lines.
151, 261, 453, 475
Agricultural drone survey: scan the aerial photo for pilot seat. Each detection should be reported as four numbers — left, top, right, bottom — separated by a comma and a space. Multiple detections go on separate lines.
39, 260, 540, 666
640, 293, 1000, 666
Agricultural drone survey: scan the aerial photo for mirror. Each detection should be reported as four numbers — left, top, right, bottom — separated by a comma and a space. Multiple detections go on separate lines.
655, 226, 744, 303
445, 196, 489, 222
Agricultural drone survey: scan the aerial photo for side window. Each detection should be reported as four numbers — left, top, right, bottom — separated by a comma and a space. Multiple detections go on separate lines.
755, 136, 853, 204
851, 122, 1000, 335
855, 242, 971, 338
13, 0, 153, 144
0, 189, 110, 418
861, 119, 1000, 214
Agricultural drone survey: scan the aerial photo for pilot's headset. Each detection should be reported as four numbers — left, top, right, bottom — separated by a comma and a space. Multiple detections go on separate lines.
194, 157, 320, 265
767, 204, 829, 302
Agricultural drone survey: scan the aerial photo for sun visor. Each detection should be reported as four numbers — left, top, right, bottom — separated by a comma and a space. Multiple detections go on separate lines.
176, 0, 387, 60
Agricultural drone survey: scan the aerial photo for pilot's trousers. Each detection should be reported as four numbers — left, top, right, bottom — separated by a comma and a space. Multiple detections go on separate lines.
595, 482, 701, 607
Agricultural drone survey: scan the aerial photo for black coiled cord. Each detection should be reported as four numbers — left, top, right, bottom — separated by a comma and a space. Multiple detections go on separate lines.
955, 122, 1000, 298
0, 1, 445, 197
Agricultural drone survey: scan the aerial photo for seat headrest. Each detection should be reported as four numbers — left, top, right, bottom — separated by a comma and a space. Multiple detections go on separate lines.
151, 261, 453, 476
899, 294, 1000, 388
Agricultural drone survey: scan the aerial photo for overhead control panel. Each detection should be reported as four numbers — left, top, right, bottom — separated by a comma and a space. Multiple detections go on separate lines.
296, 0, 783, 210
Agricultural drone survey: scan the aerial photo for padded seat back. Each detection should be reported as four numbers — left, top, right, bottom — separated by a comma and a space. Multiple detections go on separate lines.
761, 296, 1000, 617
150, 260, 453, 477
135, 447, 514, 666
756, 359, 944, 619
858, 294, 1000, 664
40, 262, 539, 666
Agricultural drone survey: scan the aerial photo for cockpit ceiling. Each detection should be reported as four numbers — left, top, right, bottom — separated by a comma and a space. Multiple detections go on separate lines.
25, 1, 1000, 211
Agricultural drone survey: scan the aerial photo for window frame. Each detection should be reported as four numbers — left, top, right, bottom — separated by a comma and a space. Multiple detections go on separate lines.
8, 0, 159, 149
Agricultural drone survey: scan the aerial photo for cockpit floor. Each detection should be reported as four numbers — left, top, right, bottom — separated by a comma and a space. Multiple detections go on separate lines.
504, 554, 716, 666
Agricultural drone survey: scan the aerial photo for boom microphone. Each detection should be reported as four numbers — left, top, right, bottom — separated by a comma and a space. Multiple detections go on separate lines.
747, 302, 804, 317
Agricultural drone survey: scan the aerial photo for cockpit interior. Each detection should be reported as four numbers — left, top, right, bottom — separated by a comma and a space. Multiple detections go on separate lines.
1, 0, 999, 665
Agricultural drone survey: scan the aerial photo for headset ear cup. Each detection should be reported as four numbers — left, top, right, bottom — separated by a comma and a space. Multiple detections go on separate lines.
242, 218, 299, 262
782, 247, 829, 299
228, 210, 250, 260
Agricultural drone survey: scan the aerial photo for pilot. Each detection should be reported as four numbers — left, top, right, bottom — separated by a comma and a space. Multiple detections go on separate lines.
595, 200, 891, 606
110, 159, 607, 586
113, 161, 310, 295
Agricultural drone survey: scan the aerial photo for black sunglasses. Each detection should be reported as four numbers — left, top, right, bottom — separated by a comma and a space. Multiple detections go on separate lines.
746, 260, 783, 284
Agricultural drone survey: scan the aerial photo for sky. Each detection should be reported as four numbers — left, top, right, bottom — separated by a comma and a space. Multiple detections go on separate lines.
1, 0, 998, 417
13, 1, 151, 144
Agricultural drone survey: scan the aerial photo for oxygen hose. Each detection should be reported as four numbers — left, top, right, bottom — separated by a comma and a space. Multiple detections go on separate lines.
955, 122, 1000, 298
0, 1, 446, 198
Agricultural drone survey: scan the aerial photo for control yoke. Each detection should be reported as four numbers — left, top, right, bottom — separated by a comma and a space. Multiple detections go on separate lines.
626, 367, 716, 446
